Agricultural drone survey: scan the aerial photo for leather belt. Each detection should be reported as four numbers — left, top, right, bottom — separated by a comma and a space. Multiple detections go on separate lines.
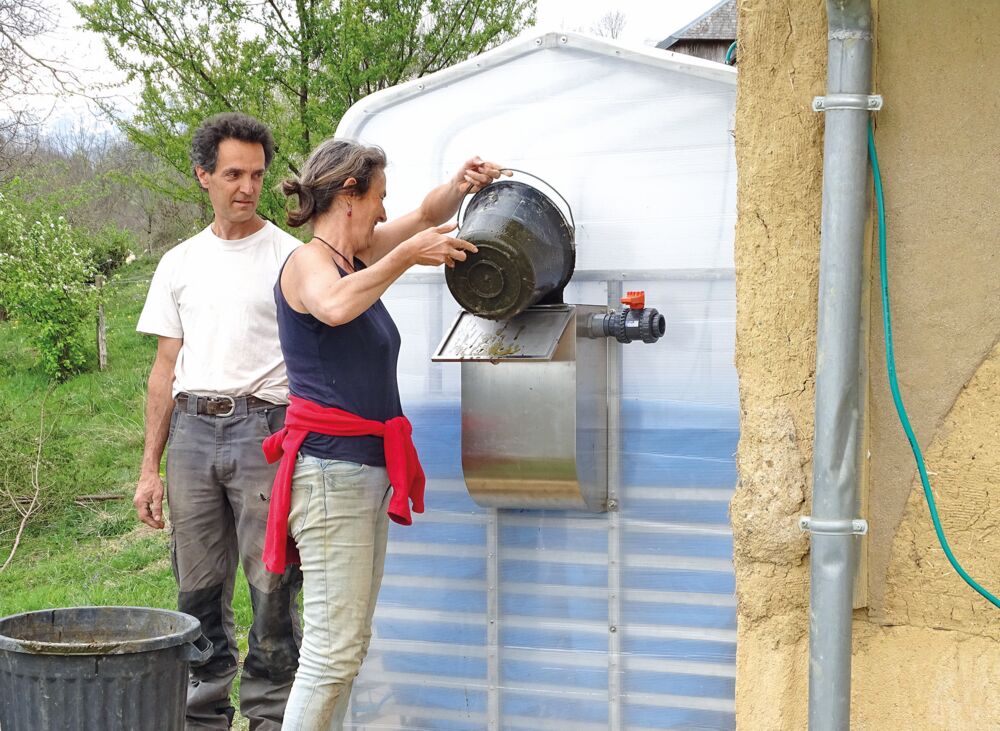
175, 392, 276, 417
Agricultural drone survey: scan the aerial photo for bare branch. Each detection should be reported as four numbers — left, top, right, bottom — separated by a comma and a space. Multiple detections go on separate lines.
591, 10, 626, 40
0, 387, 53, 573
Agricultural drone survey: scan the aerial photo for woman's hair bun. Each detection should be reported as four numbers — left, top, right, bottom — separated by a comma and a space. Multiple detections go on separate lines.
284, 179, 316, 228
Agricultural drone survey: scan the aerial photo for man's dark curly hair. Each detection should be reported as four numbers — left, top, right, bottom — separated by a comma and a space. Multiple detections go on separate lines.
190, 112, 275, 178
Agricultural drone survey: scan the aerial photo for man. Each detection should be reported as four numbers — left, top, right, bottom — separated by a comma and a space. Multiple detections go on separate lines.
134, 112, 302, 730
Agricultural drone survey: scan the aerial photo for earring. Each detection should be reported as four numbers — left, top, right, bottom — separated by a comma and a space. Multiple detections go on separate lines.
347, 206, 353, 218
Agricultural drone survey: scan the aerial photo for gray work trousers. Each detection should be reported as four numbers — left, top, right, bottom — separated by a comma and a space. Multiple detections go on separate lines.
166, 396, 303, 730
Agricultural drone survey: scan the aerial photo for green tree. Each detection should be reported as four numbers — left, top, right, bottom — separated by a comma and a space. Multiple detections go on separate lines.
75, 0, 536, 224
0, 189, 96, 380
14, 126, 200, 253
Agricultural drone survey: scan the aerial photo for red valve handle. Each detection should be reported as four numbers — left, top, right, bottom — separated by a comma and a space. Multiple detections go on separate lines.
620, 290, 645, 310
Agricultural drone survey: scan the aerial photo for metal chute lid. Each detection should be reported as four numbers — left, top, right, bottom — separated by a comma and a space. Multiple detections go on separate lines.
431, 305, 573, 362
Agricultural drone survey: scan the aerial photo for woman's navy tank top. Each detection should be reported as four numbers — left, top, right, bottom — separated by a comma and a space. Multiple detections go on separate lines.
275, 256, 402, 465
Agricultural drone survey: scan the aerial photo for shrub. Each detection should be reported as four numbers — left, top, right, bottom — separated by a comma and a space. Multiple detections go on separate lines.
0, 191, 96, 380
88, 225, 136, 279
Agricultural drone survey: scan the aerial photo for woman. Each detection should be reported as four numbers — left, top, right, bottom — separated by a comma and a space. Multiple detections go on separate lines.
261, 138, 505, 729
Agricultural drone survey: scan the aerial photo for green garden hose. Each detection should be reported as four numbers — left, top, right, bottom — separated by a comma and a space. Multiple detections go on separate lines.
869, 120, 1000, 609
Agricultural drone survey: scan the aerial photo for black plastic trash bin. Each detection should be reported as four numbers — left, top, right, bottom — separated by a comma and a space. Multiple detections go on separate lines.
0, 606, 212, 731
447, 172, 576, 321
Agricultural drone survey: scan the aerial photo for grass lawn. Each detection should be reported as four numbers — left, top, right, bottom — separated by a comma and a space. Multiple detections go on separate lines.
0, 256, 254, 728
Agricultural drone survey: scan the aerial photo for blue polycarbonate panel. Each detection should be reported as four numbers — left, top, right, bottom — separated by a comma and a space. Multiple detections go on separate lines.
499, 559, 609, 589
625, 671, 736, 699
375, 615, 488, 647
347, 276, 738, 728
500, 623, 609, 654
500, 692, 610, 726
391, 520, 486, 547
378, 650, 488, 680
624, 567, 736, 596
363, 685, 490, 714
621, 635, 737, 664
623, 602, 737, 630
500, 657, 609, 691
626, 705, 737, 730
379, 585, 487, 614
499, 523, 608, 552
621, 530, 734, 560
499, 592, 608, 621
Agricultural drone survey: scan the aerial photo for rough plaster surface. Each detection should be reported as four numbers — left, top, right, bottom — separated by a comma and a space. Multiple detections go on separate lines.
851, 623, 1000, 729
884, 342, 1000, 638
734, 615, 808, 729
732, 0, 825, 724
734, 619, 1000, 730
733, 0, 1000, 727
866, 0, 1000, 617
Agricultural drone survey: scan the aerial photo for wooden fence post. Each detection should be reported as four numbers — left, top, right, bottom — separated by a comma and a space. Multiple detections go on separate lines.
96, 274, 108, 371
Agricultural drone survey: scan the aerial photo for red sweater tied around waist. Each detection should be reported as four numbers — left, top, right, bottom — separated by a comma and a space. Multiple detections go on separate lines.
261, 395, 425, 573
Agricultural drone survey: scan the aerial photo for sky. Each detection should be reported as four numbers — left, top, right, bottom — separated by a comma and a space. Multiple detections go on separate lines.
17, 0, 722, 135
535, 0, 721, 47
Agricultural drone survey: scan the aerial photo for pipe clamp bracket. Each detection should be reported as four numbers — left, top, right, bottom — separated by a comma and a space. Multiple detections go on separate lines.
799, 516, 868, 536
812, 94, 882, 112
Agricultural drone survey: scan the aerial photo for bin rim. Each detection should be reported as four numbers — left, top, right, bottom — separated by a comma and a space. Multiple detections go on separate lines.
0, 605, 203, 656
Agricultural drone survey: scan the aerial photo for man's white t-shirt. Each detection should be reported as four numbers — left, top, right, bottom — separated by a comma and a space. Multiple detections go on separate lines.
137, 221, 301, 403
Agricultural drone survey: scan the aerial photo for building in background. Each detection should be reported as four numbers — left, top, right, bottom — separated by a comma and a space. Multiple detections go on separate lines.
656, 0, 736, 64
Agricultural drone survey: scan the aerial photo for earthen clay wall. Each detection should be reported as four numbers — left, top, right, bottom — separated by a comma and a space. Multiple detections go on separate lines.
733, 1, 1000, 727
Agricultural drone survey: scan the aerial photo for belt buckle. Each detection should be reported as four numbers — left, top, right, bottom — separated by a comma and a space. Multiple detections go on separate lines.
209, 395, 236, 417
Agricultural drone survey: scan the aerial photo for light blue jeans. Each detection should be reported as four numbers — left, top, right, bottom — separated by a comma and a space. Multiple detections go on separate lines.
282, 454, 391, 730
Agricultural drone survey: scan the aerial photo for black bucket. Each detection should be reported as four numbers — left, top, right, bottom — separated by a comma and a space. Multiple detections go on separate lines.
0, 606, 212, 731
447, 170, 575, 320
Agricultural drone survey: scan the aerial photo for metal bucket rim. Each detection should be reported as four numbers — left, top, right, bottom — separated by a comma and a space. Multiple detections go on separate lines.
0, 606, 202, 656
458, 177, 575, 238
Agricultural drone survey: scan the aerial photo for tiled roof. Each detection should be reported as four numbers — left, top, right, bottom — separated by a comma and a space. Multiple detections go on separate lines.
657, 0, 736, 49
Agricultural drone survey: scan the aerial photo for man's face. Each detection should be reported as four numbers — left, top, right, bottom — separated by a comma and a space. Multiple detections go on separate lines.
195, 139, 266, 226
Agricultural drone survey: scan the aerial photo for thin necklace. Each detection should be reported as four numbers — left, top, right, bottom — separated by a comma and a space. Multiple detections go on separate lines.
312, 235, 355, 273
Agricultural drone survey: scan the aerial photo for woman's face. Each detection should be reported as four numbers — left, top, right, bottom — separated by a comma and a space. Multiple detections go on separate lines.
354, 169, 387, 242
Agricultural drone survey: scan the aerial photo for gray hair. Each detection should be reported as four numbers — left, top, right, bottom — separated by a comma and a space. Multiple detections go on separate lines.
281, 138, 387, 228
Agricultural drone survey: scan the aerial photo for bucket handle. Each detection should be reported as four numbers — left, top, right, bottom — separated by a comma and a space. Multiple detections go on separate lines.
183, 633, 214, 666
457, 168, 576, 234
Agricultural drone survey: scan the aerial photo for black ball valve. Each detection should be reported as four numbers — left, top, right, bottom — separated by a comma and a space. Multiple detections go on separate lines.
587, 291, 666, 344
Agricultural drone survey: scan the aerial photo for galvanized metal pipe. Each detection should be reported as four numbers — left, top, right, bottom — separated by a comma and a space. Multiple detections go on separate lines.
808, 2, 873, 729
487, 507, 500, 731
606, 280, 624, 731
